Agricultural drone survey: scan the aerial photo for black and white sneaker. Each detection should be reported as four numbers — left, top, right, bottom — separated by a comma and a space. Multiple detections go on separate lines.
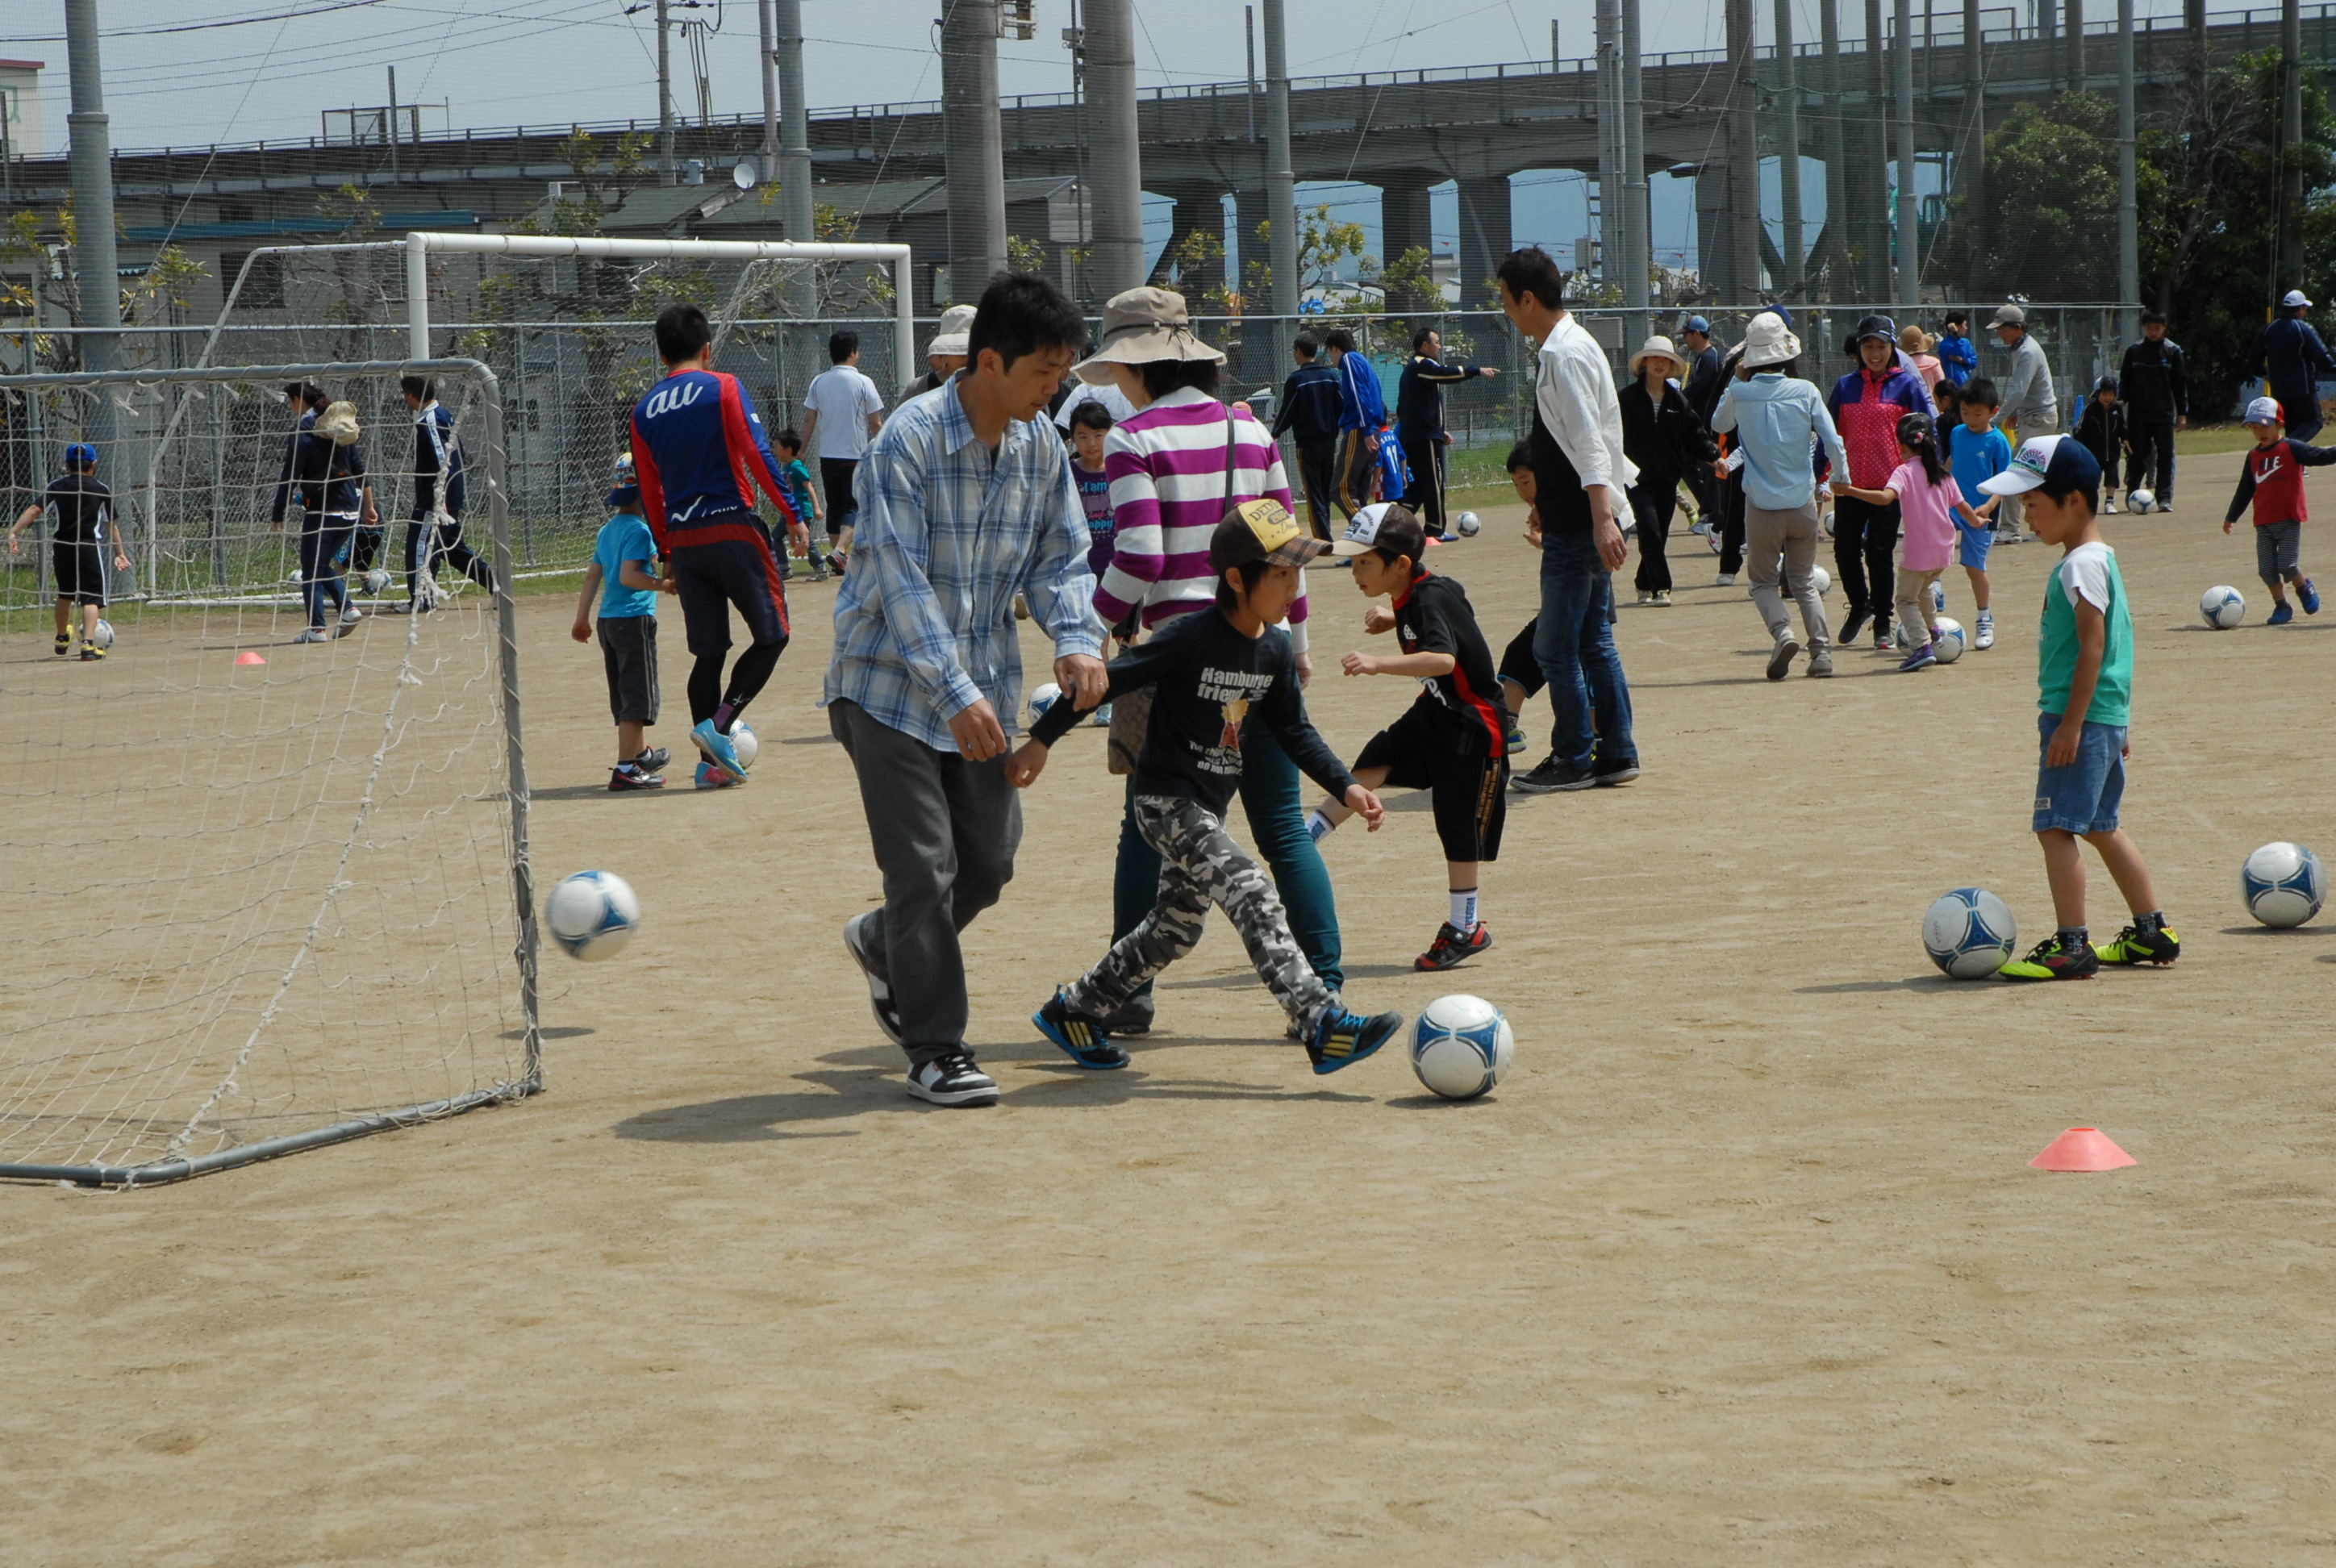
634, 746, 671, 772
1512, 755, 1597, 794
842, 912, 905, 1045
907, 1053, 999, 1107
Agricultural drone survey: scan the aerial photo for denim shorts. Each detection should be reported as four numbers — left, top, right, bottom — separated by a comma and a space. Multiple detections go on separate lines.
1955, 520, 1993, 570
2033, 711, 2127, 834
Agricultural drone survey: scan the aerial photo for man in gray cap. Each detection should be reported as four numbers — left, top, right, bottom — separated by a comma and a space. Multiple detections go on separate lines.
899, 303, 977, 400
2250, 290, 2336, 442
1990, 304, 2059, 540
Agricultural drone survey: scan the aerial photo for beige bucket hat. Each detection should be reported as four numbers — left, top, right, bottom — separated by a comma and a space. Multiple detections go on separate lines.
1739, 311, 1802, 369
1074, 286, 1226, 386
925, 303, 978, 358
1629, 334, 1683, 377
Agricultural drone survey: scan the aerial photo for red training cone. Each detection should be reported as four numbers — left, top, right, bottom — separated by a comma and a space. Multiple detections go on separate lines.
2029, 1127, 2137, 1172
234, 650, 266, 666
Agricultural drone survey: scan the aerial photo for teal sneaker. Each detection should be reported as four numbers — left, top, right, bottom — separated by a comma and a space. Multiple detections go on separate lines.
690, 718, 748, 782
1306, 1007, 1403, 1074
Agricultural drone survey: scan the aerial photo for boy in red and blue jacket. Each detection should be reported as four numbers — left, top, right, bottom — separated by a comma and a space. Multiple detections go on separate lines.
2224, 394, 2330, 625
630, 302, 811, 785
1827, 314, 1936, 648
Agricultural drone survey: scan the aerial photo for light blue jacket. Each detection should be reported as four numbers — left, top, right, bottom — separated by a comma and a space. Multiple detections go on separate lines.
1711, 373, 1852, 513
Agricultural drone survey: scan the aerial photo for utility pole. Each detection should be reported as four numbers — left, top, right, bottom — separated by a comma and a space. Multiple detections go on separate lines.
1621, 0, 1649, 314
65, 0, 121, 379
1896, 0, 1917, 316
1727, 0, 1761, 298
2282, 0, 2305, 294
1963, 0, 1985, 299
1821, 0, 1846, 289
1863, 0, 1887, 299
941, 0, 1008, 300
1775, 0, 1804, 288
1264, 0, 1299, 318
758, 0, 778, 184
1084, 0, 1143, 295
2117, 0, 2137, 336
773, 0, 815, 314
1245, 6, 1258, 144
656, 0, 676, 184
1596, 0, 1621, 290
2067, 0, 2086, 94
386, 66, 401, 186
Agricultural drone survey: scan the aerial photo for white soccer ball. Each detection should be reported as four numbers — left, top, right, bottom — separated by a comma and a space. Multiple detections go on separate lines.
2201, 585, 2246, 628
2241, 840, 2326, 928
545, 869, 641, 961
728, 720, 758, 771
90, 618, 114, 649
1923, 886, 2017, 978
1454, 509, 1483, 537
2129, 488, 2157, 514
1930, 615, 1966, 664
1410, 993, 1514, 1101
1808, 565, 1831, 596
363, 567, 392, 594
1028, 682, 1062, 721
287, 568, 304, 584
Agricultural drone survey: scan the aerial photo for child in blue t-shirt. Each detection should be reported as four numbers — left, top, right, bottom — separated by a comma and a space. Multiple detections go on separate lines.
774, 427, 827, 581
1942, 376, 2013, 650
572, 452, 677, 790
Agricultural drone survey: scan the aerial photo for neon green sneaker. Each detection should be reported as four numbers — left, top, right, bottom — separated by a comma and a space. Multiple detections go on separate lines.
2094, 923, 2180, 966
1998, 935, 2100, 982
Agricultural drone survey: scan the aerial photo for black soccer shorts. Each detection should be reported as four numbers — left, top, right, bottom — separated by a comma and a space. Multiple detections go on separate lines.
666, 517, 790, 658
1354, 706, 1508, 864
52, 540, 106, 607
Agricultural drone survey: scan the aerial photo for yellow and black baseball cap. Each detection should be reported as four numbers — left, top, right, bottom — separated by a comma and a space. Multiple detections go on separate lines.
1209, 497, 1328, 573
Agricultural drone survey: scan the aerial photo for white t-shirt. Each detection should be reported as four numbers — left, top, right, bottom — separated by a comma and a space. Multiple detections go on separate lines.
2056, 540, 2115, 613
803, 365, 886, 461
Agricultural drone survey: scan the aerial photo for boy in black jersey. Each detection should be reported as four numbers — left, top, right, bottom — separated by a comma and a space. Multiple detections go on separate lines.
1010, 499, 1406, 1077
9, 443, 130, 660
1307, 503, 1509, 970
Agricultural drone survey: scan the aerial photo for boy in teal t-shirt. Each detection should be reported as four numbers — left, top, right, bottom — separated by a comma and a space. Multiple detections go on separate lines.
774, 427, 827, 580
571, 452, 676, 790
1979, 436, 2176, 980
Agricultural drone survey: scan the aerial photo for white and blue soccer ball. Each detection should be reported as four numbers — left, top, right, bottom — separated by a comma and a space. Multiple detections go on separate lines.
1410, 993, 1514, 1100
728, 720, 758, 772
1808, 564, 1831, 596
90, 618, 114, 649
545, 869, 641, 961
1028, 682, 1062, 722
2201, 585, 2246, 628
2129, 488, 2158, 514
363, 567, 392, 594
1455, 509, 1483, 537
1930, 615, 1966, 664
2242, 841, 2326, 928
1923, 886, 2016, 978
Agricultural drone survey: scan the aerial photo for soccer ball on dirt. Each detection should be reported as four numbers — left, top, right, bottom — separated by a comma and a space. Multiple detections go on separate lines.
1454, 510, 1483, 537
545, 869, 641, 961
728, 720, 758, 772
1929, 616, 1965, 664
2200, 585, 2246, 629
2241, 841, 2326, 928
1410, 994, 1514, 1101
1923, 887, 2016, 978
2128, 489, 2157, 514
1808, 565, 1831, 596
1028, 682, 1062, 722
90, 619, 115, 649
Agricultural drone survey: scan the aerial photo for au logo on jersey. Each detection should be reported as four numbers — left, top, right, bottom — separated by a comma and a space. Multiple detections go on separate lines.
641, 381, 706, 420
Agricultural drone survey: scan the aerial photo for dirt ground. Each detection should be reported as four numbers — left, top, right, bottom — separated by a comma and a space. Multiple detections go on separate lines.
6, 442, 2334, 1566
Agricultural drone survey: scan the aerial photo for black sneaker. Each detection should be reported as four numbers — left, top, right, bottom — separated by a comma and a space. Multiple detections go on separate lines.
607, 764, 665, 791
1838, 608, 1869, 645
53, 631, 71, 656
1998, 935, 2101, 982
1032, 989, 1130, 1070
842, 913, 906, 1045
635, 746, 671, 772
1591, 755, 1641, 786
1099, 992, 1154, 1036
907, 1053, 999, 1107
1512, 756, 1596, 794
1307, 1008, 1404, 1075
1416, 921, 1491, 971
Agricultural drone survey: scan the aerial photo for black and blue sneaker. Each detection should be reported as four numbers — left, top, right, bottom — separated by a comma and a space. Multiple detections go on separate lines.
1032, 989, 1130, 1070
1306, 1007, 1404, 1074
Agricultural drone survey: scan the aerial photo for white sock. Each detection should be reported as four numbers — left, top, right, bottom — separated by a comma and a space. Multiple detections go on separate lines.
1305, 809, 1334, 843
1450, 887, 1479, 932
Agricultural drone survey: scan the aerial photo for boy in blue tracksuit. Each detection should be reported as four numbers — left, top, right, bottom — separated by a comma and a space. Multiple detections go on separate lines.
394, 375, 494, 612
1325, 326, 1386, 519
629, 302, 810, 784
1935, 311, 1977, 387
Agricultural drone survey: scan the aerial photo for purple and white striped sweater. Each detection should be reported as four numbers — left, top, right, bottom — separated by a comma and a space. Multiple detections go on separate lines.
1091, 386, 1308, 648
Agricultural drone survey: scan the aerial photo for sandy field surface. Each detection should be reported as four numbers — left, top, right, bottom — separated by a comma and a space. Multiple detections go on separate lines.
6, 442, 2334, 1566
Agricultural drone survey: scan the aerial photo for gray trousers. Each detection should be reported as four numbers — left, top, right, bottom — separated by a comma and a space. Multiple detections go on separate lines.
1746, 499, 1832, 648
829, 699, 1023, 1067
1998, 412, 2058, 533
1066, 796, 1339, 1040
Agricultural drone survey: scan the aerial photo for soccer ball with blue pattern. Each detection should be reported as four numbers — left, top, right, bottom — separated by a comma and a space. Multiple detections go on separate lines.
2242, 841, 2326, 928
1930, 615, 1966, 663
1028, 682, 1062, 722
728, 720, 758, 771
545, 869, 641, 961
2200, 585, 2246, 628
1923, 886, 2016, 978
1411, 993, 1514, 1100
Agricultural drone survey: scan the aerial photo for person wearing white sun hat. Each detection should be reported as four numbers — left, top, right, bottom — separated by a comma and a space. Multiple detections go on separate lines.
1618, 333, 1717, 606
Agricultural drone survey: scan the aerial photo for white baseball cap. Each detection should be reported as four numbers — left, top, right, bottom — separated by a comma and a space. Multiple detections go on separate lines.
1331, 501, 1427, 560
2283, 289, 2313, 309
1979, 433, 2100, 496
2246, 395, 2284, 426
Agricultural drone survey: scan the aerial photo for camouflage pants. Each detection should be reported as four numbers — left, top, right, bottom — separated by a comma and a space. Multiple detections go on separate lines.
1066, 795, 1340, 1037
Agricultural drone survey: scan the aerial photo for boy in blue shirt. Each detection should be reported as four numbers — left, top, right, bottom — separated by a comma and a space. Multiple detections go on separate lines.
774, 427, 827, 581
1942, 376, 2013, 650
571, 452, 678, 790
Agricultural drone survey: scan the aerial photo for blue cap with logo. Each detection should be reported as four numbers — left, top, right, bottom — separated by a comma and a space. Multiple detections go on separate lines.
1979, 433, 2100, 497
606, 449, 640, 507
64, 442, 98, 466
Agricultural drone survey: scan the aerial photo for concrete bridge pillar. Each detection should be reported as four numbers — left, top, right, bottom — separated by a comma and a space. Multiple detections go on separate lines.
1696, 161, 1750, 301
1376, 176, 1437, 309
1150, 185, 1228, 304
1454, 176, 1512, 309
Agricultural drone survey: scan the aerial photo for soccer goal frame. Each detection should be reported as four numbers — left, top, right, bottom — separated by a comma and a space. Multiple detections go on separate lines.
0, 356, 540, 1188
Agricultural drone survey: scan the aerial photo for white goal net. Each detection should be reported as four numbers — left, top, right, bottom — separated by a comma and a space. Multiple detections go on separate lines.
0, 358, 539, 1186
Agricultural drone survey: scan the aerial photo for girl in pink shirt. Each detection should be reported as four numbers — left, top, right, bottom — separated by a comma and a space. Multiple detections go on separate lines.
1831, 412, 1984, 670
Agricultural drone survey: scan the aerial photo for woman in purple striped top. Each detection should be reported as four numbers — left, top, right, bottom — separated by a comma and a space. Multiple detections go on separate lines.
1073, 286, 1345, 1033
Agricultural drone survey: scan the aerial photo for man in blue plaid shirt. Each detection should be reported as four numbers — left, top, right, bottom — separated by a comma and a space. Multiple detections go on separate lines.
824, 272, 1109, 1107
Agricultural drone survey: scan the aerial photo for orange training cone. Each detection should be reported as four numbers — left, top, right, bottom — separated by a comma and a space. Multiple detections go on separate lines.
234, 650, 266, 666
2029, 1128, 2137, 1172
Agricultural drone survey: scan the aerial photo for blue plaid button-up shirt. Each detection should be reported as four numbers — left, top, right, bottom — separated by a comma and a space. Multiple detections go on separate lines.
821, 378, 1105, 752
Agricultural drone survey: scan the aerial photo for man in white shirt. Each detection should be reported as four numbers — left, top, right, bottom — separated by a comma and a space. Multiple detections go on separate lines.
1495, 246, 1641, 794
800, 328, 887, 570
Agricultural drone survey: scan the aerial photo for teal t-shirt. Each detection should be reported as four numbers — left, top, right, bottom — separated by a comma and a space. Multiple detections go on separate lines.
1942, 421, 2013, 513
593, 511, 659, 618
782, 457, 816, 522
2038, 541, 2131, 725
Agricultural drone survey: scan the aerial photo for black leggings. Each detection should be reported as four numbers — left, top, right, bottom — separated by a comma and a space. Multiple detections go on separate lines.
1630, 484, 1675, 594
689, 641, 784, 728
1832, 494, 1902, 636
1717, 472, 1746, 574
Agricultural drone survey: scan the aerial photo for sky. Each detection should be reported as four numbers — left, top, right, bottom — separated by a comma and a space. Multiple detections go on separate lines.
2, 0, 2195, 276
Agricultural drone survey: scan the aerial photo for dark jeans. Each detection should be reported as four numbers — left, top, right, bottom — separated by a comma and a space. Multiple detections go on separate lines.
829, 698, 1023, 1067
1112, 719, 1343, 999
298, 515, 353, 628
2125, 419, 2176, 498
1832, 494, 1902, 637
1399, 434, 1446, 534
1533, 527, 1635, 773
1630, 484, 1675, 594
1294, 438, 1337, 540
